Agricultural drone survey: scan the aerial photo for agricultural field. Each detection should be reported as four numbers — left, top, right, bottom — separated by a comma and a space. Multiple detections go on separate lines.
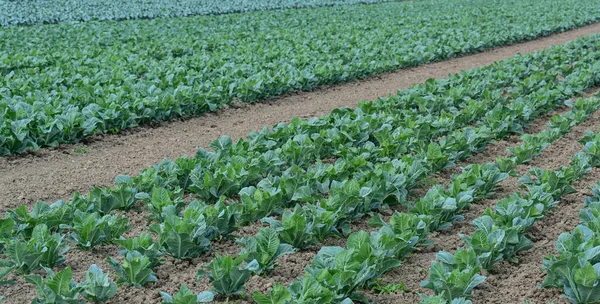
0, 0, 400, 26
3, 0, 600, 155
3, 0, 600, 304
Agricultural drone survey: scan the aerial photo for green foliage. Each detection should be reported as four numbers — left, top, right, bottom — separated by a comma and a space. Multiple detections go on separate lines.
106, 250, 157, 288
410, 185, 473, 231
8, 201, 73, 238
262, 206, 317, 250
237, 228, 295, 275
26, 267, 83, 304
419, 295, 473, 304
369, 212, 430, 260
67, 211, 130, 249
461, 216, 532, 270
203, 199, 238, 240
0, 0, 401, 26
86, 184, 137, 215
78, 264, 117, 303
149, 202, 211, 259
138, 187, 187, 223
454, 163, 508, 200
238, 186, 284, 226
253, 283, 291, 304
114, 232, 164, 268
421, 248, 486, 301
159, 284, 214, 304
1, 224, 68, 274
542, 201, 600, 303
196, 254, 259, 297
371, 281, 407, 295
3, 0, 600, 155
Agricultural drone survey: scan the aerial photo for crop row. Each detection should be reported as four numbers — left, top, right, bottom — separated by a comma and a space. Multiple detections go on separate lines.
0, 71, 588, 304
3, 0, 600, 155
3, 32, 600, 301
0, 0, 400, 27
36, 34, 600, 211
541, 133, 600, 303
251, 109, 600, 304
222, 96, 600, 303
420, 127, 600, 303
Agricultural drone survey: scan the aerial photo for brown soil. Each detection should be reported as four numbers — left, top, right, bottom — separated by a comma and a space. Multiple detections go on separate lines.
3, 23, 600, 212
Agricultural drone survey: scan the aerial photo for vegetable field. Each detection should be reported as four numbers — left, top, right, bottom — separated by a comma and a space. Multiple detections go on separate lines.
3, 0, 600, 304
3, 0, 600, 155
0, 0, 400, 26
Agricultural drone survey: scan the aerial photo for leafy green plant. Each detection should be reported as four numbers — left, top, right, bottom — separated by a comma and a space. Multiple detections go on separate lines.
519, 168, 575, 199
26, 267, 83, 304
496, 156, 518, 176
86, 183, 137, 215
542, 254, 600, 304
454, 163, 508, 200
8, 200, 73, 238
302, 232, 392, 303
238, 186, 284, 226
461, 216, 532, 270
237, 227, 295, 275
114, 232, 163, 268
508, 140, 546, 164
78, 264, 117, 303
66, 210, 130, 249
159, 284, 214, 304
0, 218, 14, 252
1, 224, 69, 274
262, 205, 317, 249
584, 181, 600, 207
371, 281, 407, 294
421, 248, 486, 301
204, 199, 238, 240
106, 250, 157, 288
419, 295, 473, 304
149, 202, 211, 259
196, 254, 259, 298
368, 212, 430, 260
74, 147, 87, 154
253, 283, 291, 304
410, 185, 473, 231
137, 187, 187, 223
542, 200, 600, 303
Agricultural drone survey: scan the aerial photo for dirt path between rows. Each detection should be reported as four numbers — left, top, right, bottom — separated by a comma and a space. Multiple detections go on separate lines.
2, 23, 600, 210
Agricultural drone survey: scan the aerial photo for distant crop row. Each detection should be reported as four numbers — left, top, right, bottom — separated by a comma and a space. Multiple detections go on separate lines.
2, 32, 600, 303
0, 0, 400, 26
2, 0, 600, 155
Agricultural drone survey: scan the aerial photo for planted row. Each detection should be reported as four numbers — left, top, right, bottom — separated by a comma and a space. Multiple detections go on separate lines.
4, 32, 600, 303
420, 128, 600, 302
0, 65, 580, 304
540, 134, 600, 303
3, 54, 598, 303
187, 93, 600, 302
37, 32, 600, 227
3, 0, 600, 154
0, 0, 400, 26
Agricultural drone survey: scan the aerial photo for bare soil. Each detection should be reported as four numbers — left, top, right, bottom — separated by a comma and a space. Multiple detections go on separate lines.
3, 23, 600, 212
